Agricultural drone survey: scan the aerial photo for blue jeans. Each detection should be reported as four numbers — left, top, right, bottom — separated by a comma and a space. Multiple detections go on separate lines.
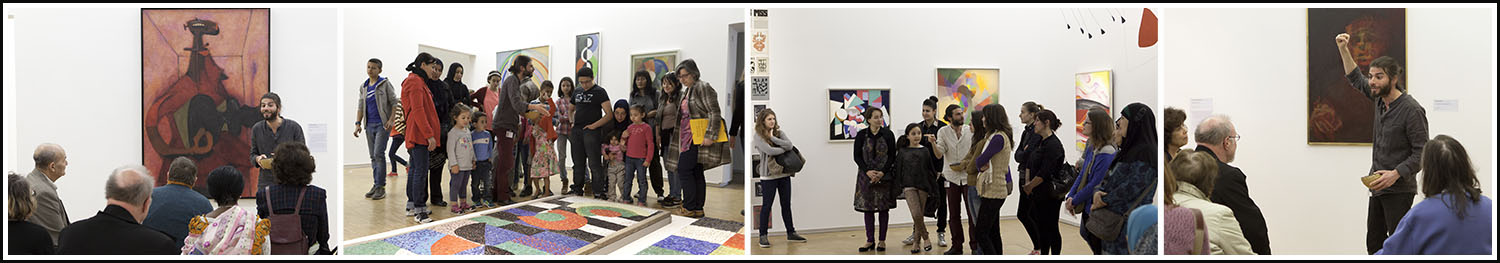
759, 177, 795, 235
966, 186, 983, 255
407, 145, 429, 211
366, 125, 389, 186
623, 157, 649, 203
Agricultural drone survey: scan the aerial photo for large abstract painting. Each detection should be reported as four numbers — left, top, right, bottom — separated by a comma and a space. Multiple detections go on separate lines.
935, 68, 1000, 121
1075, 70, 1112, 151
1307, 8, 1405, 145
497, 46, 551, 90
630, 50, 677, 88
576, 33, 600, 79
634, 217, 745, 255
344, 196, 667, 255
828, 88, 891, 141
142, 8, 269, 197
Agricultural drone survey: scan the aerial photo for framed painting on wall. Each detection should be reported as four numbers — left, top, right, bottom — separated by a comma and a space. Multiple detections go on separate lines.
1075, 70, 1112, 151
935, 68, 1000, 123
496, 45, 551, 89
828, 88, 891, 142
576, 32, 600, 79
1306, 8, 1405, 145
142, 8, 270, 197
630, 50, 678, 88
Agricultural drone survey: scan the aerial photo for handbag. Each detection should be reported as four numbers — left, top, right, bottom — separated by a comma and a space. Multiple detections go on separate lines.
1085, 179, 1157, 241
1067, 152, 1100, 213
774, 146, 805, 174
269, 186, 310, 255
1051, 162, 1076, 200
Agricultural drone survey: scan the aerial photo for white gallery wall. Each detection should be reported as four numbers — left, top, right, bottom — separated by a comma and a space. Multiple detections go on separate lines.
760, 8, 1158, 234
1165, 8, 1496, 254
340, 8, 744, 180
7, 8, 344, 244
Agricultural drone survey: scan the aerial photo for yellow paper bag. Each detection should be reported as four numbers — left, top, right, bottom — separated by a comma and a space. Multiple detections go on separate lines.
1361, 173, 1381, 188
690, 118, 730, 144
257, 158, 275, 170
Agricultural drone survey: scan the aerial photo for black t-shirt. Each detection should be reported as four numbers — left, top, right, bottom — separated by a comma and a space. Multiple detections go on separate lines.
571, 85, 610, 129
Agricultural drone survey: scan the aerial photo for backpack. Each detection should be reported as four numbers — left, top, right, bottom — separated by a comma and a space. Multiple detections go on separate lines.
268, 186, 309, 255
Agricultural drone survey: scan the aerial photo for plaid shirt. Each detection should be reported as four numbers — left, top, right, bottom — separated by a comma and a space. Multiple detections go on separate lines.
554, 97, 573, 135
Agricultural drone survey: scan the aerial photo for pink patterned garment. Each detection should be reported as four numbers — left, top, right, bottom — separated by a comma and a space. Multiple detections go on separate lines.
678, 89, 693, 153
1163, 205, 1209, 255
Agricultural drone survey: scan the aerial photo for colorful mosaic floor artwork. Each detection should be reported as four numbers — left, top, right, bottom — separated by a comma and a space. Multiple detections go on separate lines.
635, 217, 745, 255
345, 197, 663, 255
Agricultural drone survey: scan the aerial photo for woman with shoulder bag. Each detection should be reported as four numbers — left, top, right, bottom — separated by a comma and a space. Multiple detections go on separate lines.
754, 109, 807, 248
1091, 103, 1159, 255
1020, 109, 1066, 255
1064, 106, 1117, 255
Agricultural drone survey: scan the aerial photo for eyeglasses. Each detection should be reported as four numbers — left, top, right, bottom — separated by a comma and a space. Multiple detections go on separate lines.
1228, 135, 1243, 142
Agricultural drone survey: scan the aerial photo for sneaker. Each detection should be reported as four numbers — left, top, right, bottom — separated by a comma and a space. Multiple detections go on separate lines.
672, 208, 696, 217
415, 213, 433, 224
938, 232, 948, 247
387, 172, 398, 177
405, 208, 417, 217
691, 210, 706, 219
902, 234, 915, 245
451, 205, 464, 214
759, 235, 771, 248
365, 185, 377, 198
371, 188, 386, 200
432, 200, 449, 207
786, 232, 808, 243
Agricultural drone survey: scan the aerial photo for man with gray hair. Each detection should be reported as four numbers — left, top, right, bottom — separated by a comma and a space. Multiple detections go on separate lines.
141, 157, 214, 248
26, 143, 70, 246
56, 165, 177, 255
1194, 115, 1270, 255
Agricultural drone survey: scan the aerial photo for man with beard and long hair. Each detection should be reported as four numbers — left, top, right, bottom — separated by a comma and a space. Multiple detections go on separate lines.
1335, 32, 1429, 255
492, 55, 550, 206
249, 92, 305, 191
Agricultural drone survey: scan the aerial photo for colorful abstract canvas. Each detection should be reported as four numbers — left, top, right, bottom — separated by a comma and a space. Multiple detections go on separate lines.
828, 88, 891, 141
1075, 70, 1112, 151
344, 197, 664, 255
142, 8, 269, 197
576, 33, 600, 79
935, 68, 1000, 119
496, 46, 551, 90
635, 217, 745, 255
1307, 8, 1405, 145
630, 50, 677, 89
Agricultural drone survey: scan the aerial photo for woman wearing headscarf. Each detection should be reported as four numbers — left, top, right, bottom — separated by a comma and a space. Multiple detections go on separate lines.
1094, 103, 1159, 255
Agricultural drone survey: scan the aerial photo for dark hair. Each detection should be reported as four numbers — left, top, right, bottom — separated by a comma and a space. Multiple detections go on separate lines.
982, 103, 1013, 146
943, 104, 963, 125
1085, 106, 1113, 150
166, 156, 197, 185
260, 92, 282, 108
969, 105, 989, 147
9, 172, 34, 221
576, 66, 594, 79
675, 59, 700, 81
405, 52, 438, 79
632, 70, 657, 98
661, 72, 679, 87
451, 104, 471, 122
1035, 109, 1061, 131
756, 108, 778, 141
1164, 107, 1186, 140
205, 166, 244, 206
1022, 101, 1043, 113
271, 142, 315, 186
444, 62, 464, 83
558, 77, 575, 97
368, 58, 382, 69
922, 96, 939, 111
472, 109, 487, 124
1370, 56, 1404, 92
1113, 103, 1158, 169
897, 122, 924, 147
606, 130, 623, 141
1421, 135, 1483, 219
508, 55, 532, 75
861, 106, 884, 125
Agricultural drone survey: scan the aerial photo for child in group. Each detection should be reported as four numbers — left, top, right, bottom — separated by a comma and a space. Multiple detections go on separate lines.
388, 102, 407, 178
527, 81, 560, 198
471, 110, 496, 208
602, 131, 627, 202
446, 105, 477, 214
622, 105, 655, 207
893, 123, 939, 253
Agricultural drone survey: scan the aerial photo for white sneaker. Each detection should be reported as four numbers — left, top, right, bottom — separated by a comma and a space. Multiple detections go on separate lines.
415, 213, 434, 224
938, 232, 948, 247
406, 209, 416, 217
902, 234, 915, 245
